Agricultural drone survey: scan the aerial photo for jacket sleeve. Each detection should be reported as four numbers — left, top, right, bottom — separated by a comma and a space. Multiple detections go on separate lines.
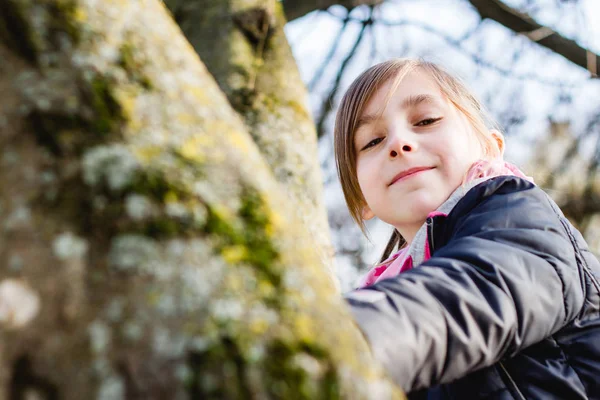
345, 177, 585, 392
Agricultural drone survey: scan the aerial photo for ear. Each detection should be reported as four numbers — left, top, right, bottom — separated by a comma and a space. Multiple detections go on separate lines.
361, 205, 375, 220
490, 129, 505, 158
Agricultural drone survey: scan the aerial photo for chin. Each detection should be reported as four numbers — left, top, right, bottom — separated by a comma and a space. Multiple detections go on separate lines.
409, 191, 447, 217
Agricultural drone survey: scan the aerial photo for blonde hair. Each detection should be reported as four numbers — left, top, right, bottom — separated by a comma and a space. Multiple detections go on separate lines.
333, 58, 502, 261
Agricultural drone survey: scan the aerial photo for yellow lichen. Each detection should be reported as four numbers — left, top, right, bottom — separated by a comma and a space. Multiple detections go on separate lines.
115, 91, 139, 131
187, 86, 211, 105
256, 280, 276, 298
179, 135, 210, 163
221, 245, 248, 264
163, 191, 178, 203
133, 146, 162, 163
292, 314, 315, 341
248, 318, 269, 336
72, 6, 87, 23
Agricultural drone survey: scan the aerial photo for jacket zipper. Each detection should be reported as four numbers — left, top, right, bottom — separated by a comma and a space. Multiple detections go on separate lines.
426, 217, 435, 252
498, 361, 526, 400
427, 216, 525, 400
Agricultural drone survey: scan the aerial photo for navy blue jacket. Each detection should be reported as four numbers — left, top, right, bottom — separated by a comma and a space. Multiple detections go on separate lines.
346, 176, 600, 399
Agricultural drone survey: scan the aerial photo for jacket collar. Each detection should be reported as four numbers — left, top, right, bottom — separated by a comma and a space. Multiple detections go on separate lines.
407, 177, 490, 266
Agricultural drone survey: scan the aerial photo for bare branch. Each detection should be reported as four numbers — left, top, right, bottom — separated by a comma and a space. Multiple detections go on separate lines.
283, 0, 382, 21
316, 8, 373, 138
468, 0, 599, 78
367, 16, 582, 88
309, 16, 351, 91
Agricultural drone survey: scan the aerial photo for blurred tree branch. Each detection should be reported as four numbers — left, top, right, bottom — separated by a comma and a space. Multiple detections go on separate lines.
468, 0, 599, 78
283, 0, 382, 21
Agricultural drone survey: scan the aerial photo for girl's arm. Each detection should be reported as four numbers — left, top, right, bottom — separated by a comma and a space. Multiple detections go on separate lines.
345, 176, 585, 392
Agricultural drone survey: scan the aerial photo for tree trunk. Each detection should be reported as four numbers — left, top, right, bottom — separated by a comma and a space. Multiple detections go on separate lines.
0, 0, 403, 398
164, 0, 337, 287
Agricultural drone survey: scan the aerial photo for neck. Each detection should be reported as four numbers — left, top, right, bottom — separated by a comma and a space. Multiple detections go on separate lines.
395, 223, 422, 245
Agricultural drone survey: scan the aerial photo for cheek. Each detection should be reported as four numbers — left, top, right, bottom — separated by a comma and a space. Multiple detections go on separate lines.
355, 159, 378, 201
355, 161, 369, 194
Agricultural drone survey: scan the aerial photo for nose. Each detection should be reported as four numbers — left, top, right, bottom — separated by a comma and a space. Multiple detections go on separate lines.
388, 131, 415, 159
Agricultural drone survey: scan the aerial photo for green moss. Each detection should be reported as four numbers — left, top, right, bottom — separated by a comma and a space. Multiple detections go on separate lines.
264, 339, 339, 400
0, 0, 82, 65
238, 191, 279, 270
184, 335, 339, 399
29, 111, 81, 156
130, 171, 180, 203
0, 0, 40, 64
187, 336, 254, 399
205, 189, 280, 286
118, 42, 153, 90
88, 76, 125, 135
48, 0, 82, 46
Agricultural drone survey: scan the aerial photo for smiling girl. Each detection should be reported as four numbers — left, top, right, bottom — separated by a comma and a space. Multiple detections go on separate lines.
336, 59, 600, 399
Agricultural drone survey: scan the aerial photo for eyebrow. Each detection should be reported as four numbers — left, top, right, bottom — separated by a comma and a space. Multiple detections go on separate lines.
355, 94, 438, 131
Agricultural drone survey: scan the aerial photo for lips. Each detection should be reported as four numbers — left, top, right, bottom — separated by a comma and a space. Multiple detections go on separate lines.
388, 166, 434, 186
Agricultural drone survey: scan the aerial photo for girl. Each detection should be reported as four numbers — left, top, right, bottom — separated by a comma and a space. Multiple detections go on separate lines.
336, 59, 600, 399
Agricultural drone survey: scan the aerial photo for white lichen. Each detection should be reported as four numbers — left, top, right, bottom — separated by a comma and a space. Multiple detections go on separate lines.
165, 201, 187, 218
4, 206, 31, 232
82, 145, 139, 191
88, 320, 111, 354
97, 375, 125, 400
2, 150, 20, 166
122, 321, 144, 342
92, 358, 111, 377
248, 303, 279, 326
174, 363, 192, 383
8, 255, 23, 271
0, 279, 40, 329
108, 234, 159, 272
191, 204, 208, 226
40, 171, 57, 185
52, 232, 89, 261
248, 344, 265, 363
152, 327, 186, 357
189, 336, 211, 352
156, 294, 176, 316
125, 194, 154, 220
105, 299, 125, 322
291, 353, 324, 379
210, 298, 244, 321
166, 239, 186, 257
93, 196, 107, 211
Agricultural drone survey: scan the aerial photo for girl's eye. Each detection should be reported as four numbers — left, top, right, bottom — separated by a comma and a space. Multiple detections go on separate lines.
415, 117, 442, 126
361, 137, 383, 151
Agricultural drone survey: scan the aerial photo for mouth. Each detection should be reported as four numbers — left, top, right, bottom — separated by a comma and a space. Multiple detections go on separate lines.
388, 166, 435, 186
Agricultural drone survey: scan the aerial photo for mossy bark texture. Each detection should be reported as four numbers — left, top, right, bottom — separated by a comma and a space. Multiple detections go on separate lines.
0, 0, 404, 399
165, 0, 337, 286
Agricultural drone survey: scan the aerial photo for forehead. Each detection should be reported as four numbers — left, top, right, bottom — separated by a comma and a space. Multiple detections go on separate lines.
362, 70, 444, 118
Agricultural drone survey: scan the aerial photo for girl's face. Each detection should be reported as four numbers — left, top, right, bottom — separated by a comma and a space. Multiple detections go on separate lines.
354, 70, 484, 242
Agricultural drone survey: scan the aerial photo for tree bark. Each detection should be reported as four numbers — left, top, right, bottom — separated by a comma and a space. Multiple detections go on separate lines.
165, 0, 338, 287
0, 0, 402, 398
